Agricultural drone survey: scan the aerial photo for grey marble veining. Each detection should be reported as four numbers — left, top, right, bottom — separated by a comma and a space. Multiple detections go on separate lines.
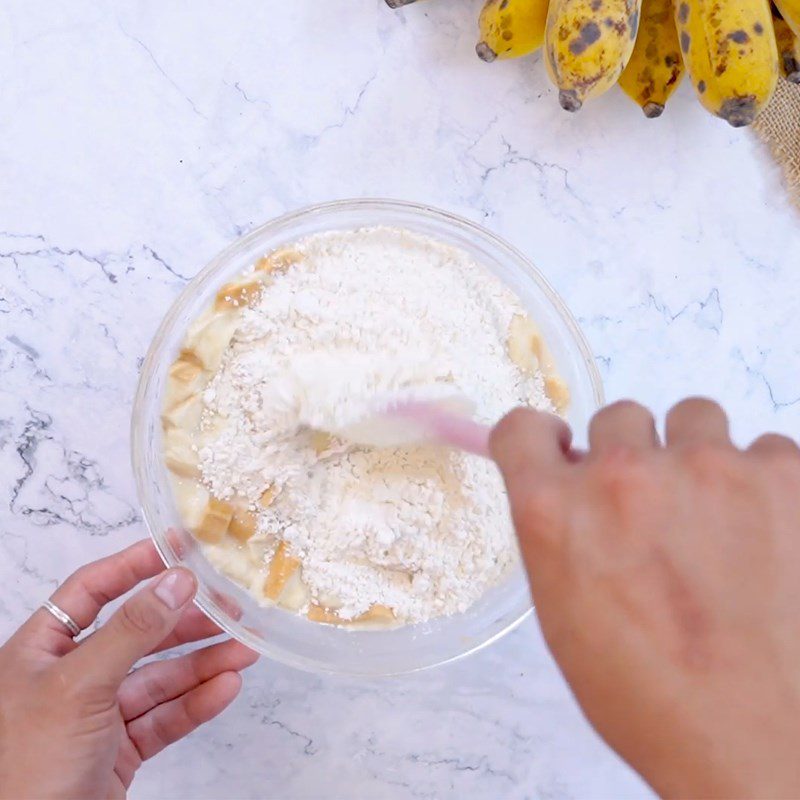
2, 1, 799, 798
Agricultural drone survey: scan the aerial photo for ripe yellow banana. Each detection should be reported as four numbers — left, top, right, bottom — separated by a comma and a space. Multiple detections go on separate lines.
674, 0, 778, 127
773, 0, 800, 36
545, 0, 642, 111
618, 0, 684, 117
773, 11, 800, 81
476, 0, 549, 61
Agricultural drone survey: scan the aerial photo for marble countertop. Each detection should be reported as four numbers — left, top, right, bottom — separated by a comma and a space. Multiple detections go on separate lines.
2, 1, 799, 798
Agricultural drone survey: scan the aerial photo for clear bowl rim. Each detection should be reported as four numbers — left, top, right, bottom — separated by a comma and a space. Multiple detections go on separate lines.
131, 197, 604, 675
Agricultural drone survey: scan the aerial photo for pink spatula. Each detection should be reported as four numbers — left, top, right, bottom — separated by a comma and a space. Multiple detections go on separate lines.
332, 390, 492, 458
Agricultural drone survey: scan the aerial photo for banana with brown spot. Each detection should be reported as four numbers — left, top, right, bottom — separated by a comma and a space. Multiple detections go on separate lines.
673, 0, 778, 127
477, 0, 549, 61
773, 10, 800, 81
773, 0, 800, 37
618, 0, 684, 116
545, 0, 642, 111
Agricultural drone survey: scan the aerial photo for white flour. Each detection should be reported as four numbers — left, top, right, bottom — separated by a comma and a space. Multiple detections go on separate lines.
198, 226, 554, 623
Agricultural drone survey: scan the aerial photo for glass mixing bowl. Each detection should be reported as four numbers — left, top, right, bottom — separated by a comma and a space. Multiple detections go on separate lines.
131, 199, 603, 676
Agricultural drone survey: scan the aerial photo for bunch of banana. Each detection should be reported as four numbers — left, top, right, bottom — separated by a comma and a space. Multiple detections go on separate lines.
674, 0, 778, 127
774, 0, 800, 32
544, 0, 641, 110
384, 0, 790, 125
773, 6, 800, 81
618, 0, 684, 117
476, 0, 548, 62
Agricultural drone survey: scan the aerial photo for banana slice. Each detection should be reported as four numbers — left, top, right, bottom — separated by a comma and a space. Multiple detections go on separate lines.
162, 392, 203, 430
507, 314, 544, 375
164, 427, 200, 479
355, 604, 395, 624
508, 314, 570, 413
259, 485, 279, 508
184, 312, 240, 372
164, 354, 206, 409
309, 430, 333, 454
307, 603, 396, 626
264, 542, 301, 600
215, 279, 264, 311
545, 375, 570, 413
307, 604, 341, 624
195, 498, 235, 544
170, 478, 209, 531
203, 540, 258, 587
279, 569, 309, 610
228, 507, 258, 543
255, 247, 304, 275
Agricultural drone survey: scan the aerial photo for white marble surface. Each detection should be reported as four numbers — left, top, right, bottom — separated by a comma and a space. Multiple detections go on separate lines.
2, 1, 799, 798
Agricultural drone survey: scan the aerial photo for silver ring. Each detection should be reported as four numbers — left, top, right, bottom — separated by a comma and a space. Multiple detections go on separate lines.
41, 600, 81, 638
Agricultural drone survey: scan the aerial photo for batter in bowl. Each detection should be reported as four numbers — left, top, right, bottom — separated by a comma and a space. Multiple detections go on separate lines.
162, 227, 568, 627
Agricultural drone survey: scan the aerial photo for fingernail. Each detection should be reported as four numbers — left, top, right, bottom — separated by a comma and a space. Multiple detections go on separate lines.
154, 569, 196, 610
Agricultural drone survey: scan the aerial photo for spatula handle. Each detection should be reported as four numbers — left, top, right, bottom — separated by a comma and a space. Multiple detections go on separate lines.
429, 413, 492, 459
391, 400, 492, 458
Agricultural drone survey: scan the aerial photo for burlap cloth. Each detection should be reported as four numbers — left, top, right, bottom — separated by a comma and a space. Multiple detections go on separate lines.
754, 77, 800, 206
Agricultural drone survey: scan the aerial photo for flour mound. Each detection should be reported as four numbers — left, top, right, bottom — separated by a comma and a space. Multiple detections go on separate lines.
199, 227, 553, 624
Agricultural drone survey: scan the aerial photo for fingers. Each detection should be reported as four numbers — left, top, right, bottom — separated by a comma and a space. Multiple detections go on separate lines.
666, 398, 731, 446
126, 672, 242, 760
589, 400, 659, 454
491, 410, 571, 563
28, 540, 165, 648
119, 639, 258, 721
491, 408, 571, 490
24, 540, 166, 658
149, 605, 223, 655
64, 568, 197, 687
748, 433, 800, 458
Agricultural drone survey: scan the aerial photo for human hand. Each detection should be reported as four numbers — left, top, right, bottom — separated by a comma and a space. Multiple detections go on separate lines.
0, 539, 258, 800
491, 399, 800, 799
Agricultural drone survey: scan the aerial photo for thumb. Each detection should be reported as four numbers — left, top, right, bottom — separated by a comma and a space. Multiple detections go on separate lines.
66, 568, 197, 687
